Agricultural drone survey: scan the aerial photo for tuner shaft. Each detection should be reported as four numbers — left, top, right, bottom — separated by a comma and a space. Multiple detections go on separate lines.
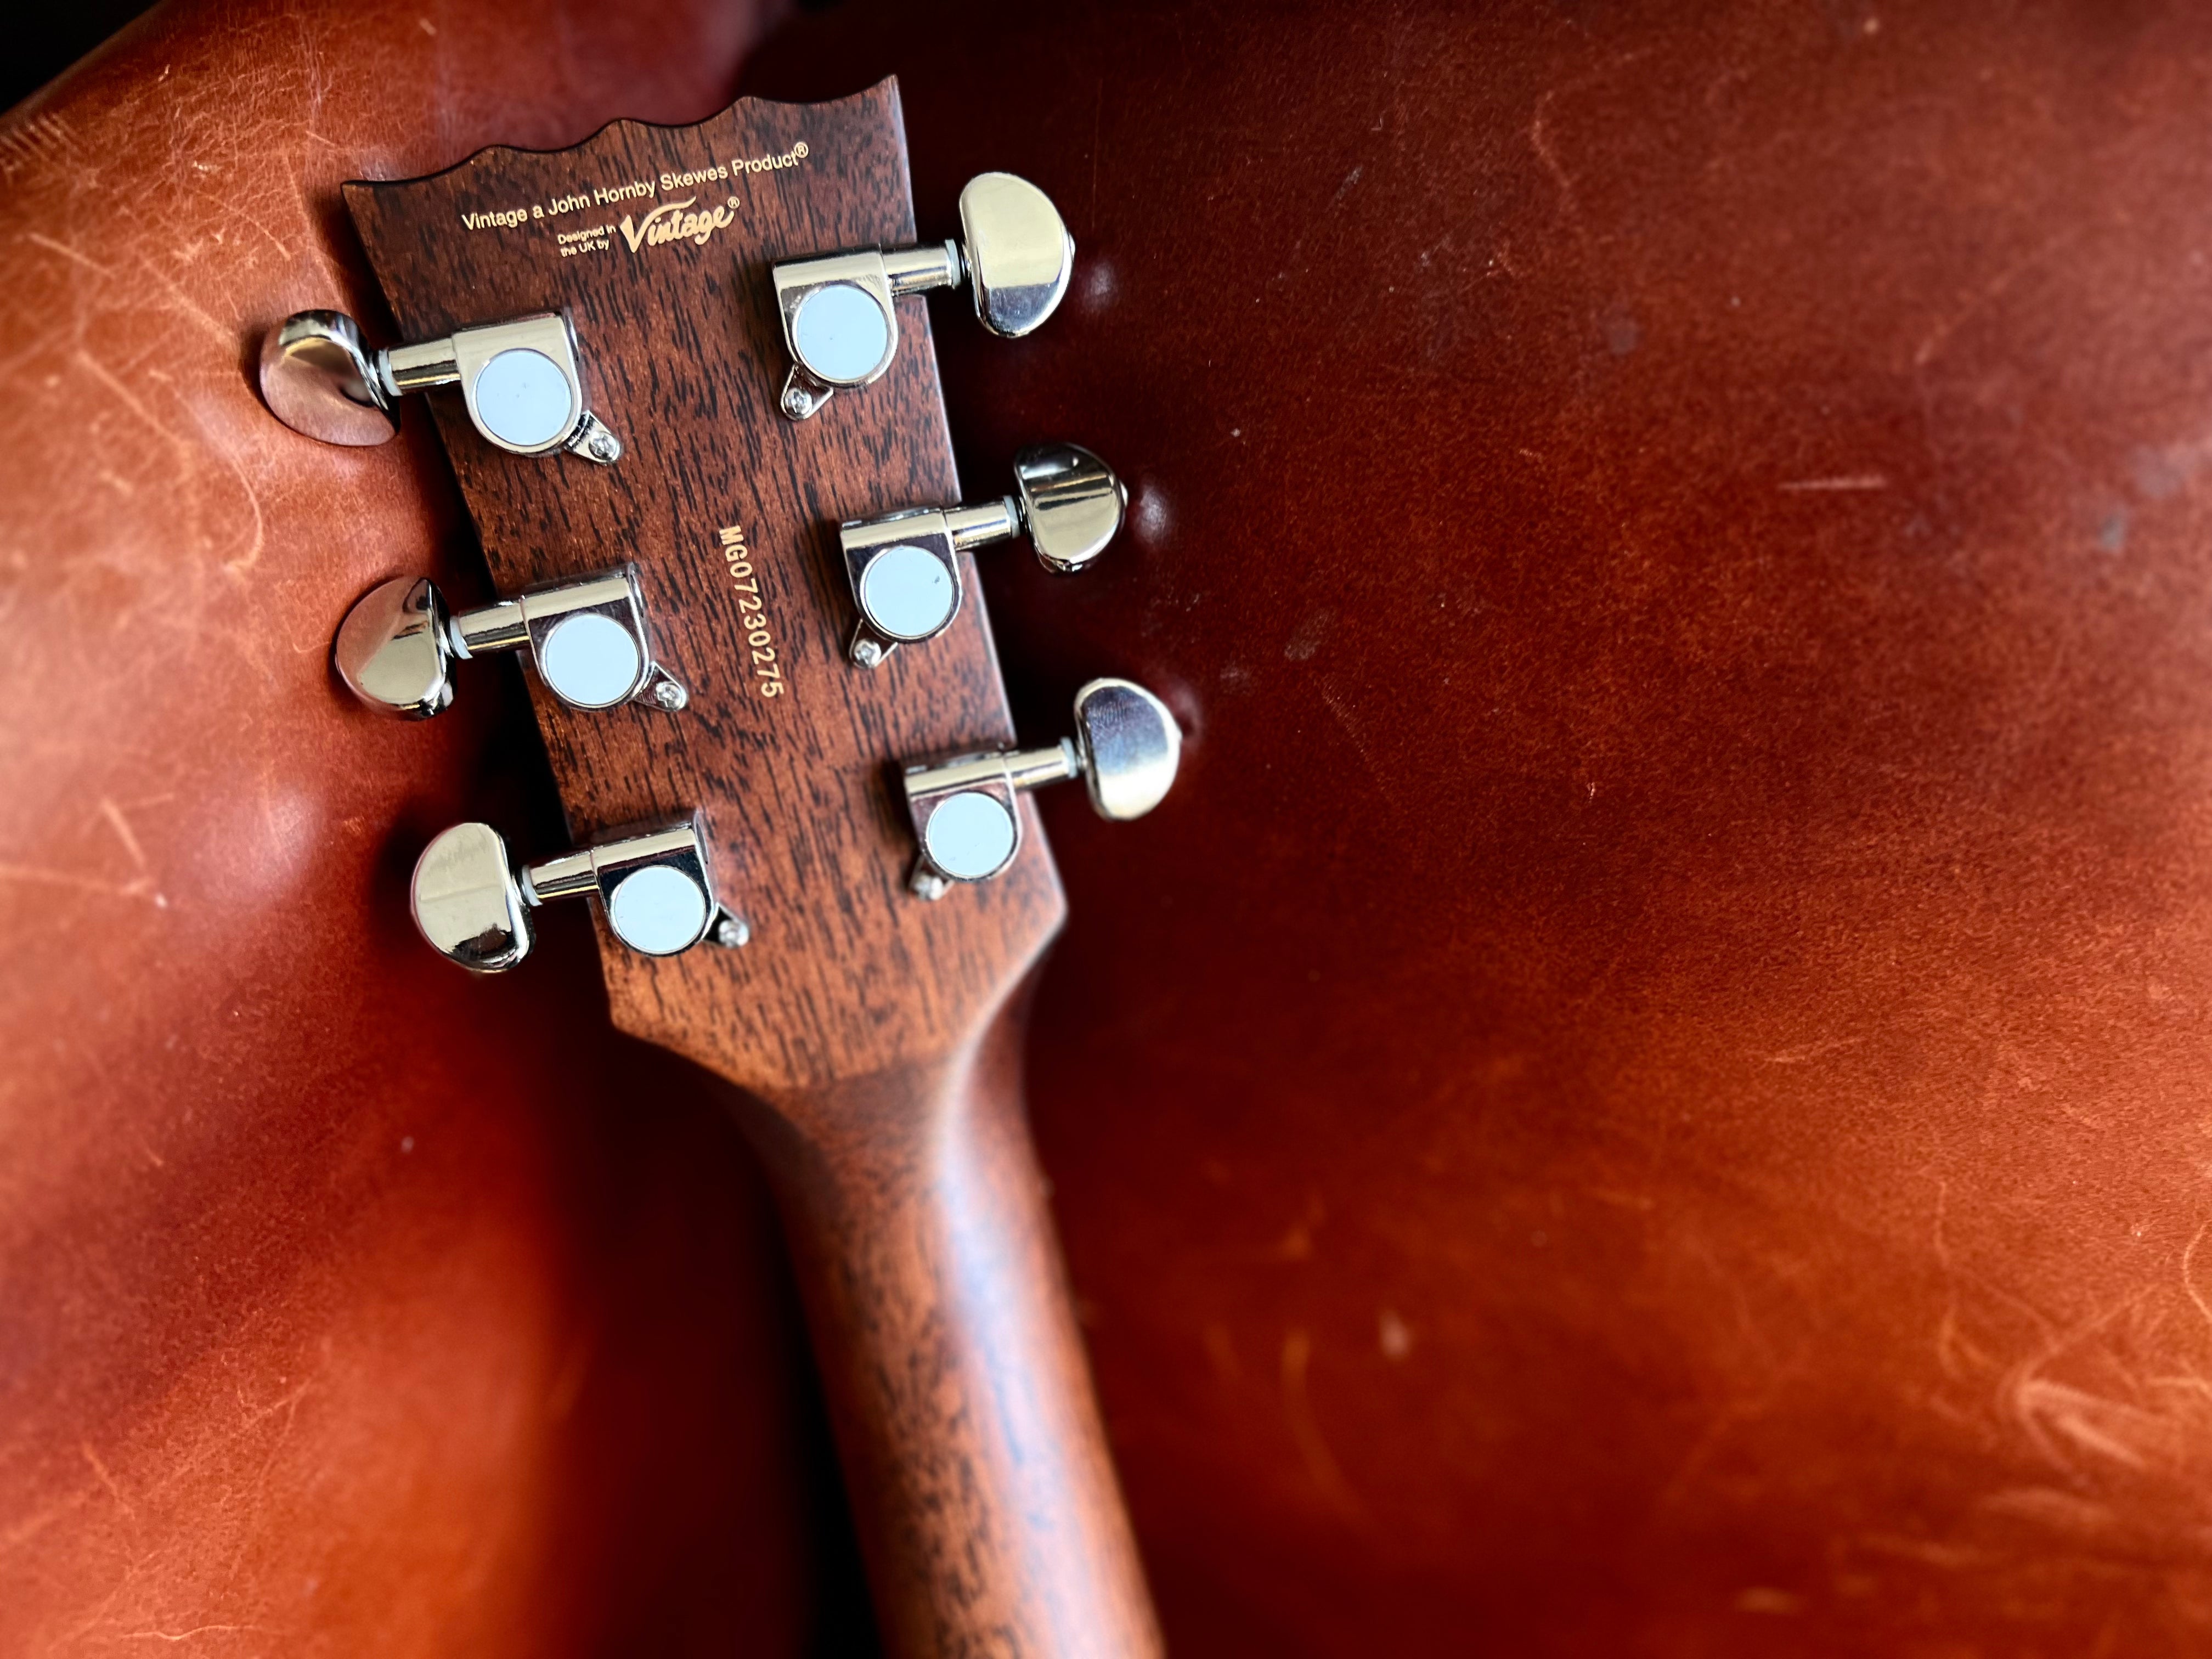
945, 499, 1018, 549
883, 240, 962, 295
382, 336, 460, 393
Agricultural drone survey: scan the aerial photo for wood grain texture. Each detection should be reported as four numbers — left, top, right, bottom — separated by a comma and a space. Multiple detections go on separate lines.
748, 1014, 1164, 1659
347, 83, 1160, 1657
346, 82, 1061, 1095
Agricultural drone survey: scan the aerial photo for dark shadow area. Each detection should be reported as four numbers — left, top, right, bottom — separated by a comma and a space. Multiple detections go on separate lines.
2, 0, 161, 112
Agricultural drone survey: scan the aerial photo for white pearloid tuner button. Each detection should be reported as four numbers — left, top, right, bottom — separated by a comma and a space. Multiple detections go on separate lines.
770, 172, 1074, 421
259, 309, 622, 463
334, 566, 686, 719
900, 678, 1181, 899
410, 817, 747, 972
840, 443, 1126, 668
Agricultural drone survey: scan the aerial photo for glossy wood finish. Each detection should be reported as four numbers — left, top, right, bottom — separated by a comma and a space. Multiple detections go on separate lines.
346, 87, 1158, 1656
743, 4, 2212, 1654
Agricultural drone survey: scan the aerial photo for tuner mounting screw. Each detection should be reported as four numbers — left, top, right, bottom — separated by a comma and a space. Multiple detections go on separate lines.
783, 385, 813, 418
713, 913, 752, 949
569, 413, 623, 465
653, 680, 688, 710
911, 867, 951, 902
851, 637, 885, 668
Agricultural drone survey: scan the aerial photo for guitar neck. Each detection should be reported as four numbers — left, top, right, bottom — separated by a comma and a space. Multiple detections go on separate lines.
748, 1016, 1160, 1657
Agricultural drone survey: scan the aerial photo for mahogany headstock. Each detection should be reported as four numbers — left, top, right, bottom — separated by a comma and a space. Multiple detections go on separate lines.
344, 83, 1066, 1099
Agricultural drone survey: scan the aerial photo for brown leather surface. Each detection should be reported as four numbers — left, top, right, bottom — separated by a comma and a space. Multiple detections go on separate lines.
19, 0, 2212, 1653
740, 4, 2212, 1653
0, 4, 856, 1655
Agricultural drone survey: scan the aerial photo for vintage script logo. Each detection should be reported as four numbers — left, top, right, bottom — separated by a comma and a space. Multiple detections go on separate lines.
618, 195, 739, 254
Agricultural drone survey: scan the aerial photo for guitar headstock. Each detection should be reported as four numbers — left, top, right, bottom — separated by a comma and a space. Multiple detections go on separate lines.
323, 82, 1116, 1100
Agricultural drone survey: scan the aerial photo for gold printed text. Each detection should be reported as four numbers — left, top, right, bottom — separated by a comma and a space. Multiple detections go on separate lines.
618, 195, 738, 253
720, 524, 786, 699
456, 143, 813, 246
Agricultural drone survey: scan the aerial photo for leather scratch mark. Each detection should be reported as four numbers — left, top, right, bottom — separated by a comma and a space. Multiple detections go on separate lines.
1525, 51, 1654, 253
1319, 678, 1391, 802
0, 113, 76, 179
20, 230, 110, 274
98, 797, 167, 908
80, 1441, 134, 1519
1762, 1035, 1866, 1064
2181, 1221, 2212, 1335
1779, 475, 1889, 493
119, 1626, 264, 1642
206, 428, 267, 578
2001, 1289, 2158, 1479
2012, 1378, 2153, 1472
133, 257, 238, 350
72, 348, 266, 578
99, 798, 150, 874
0, 1491, 79, 1555
0, 798, 168, 908
1658, 1397, 1757, 1511
1528, 91, 1582, 232
0, 861, 161, 905
73, 348, 191, 455
1912, 229, 2082, 371
1280, 1328, 1370, 1526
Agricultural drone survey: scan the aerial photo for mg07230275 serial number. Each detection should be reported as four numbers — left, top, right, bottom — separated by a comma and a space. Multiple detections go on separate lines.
718, 524, 785, 697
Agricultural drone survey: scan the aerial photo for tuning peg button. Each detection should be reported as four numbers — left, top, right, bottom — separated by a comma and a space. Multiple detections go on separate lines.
411, 816, 745, 972
771, 172, 1074, 421
840, 443, 1126, 667
900, 678, 1182, 897
259, 309, 621, 463
335, 566, 686, 719
410, 821, 537, 972
259, 311, 400, 446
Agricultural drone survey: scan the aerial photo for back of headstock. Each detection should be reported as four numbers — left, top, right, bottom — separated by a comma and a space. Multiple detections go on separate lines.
341, 83, 1063, 1100
273, 81, 1168, 1658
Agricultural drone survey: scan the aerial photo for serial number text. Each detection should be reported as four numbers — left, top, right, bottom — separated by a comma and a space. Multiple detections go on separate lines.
719, 523, 785, 698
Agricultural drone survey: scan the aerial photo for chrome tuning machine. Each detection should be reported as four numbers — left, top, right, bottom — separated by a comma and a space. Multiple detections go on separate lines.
901, 679, 1181, 898
335, 566, 685, 719
842, 443, 1126, 667
411, 817, 746, 973
259, 309, 621, 463
771, 172, 1074, 421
